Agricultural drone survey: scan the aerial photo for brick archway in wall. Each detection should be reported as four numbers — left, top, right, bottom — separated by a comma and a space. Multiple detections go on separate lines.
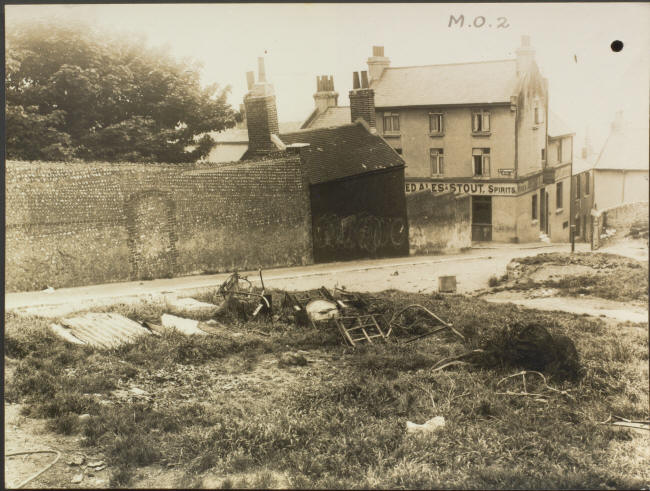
125, 190, 178, 280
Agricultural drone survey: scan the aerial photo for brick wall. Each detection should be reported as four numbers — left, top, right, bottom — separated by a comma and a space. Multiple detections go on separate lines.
407, 191, 471, 254
591, 200, 649, 250
5, 158, 313, 291
349, 89, 376, 128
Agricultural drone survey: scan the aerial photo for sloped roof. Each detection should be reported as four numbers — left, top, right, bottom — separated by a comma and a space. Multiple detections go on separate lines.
548, 111, 574, 138
594, 123, 649, 171
372, 59, 519, 108
303, 106, 352, 129
280, 121, 404, 184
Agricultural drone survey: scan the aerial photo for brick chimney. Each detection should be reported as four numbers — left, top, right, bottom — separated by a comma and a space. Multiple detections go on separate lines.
349, 70, 376, 130
244, 57, 280, 153
367, 46, 390, 83
516, 35, 536, 76
313, 75, 338, 113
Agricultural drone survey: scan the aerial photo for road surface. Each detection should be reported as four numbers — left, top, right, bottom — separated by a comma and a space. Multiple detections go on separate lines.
6, 242, 591, 317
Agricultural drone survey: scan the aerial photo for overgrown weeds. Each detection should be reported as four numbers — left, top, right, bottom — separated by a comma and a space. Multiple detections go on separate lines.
509, 252, 648, 302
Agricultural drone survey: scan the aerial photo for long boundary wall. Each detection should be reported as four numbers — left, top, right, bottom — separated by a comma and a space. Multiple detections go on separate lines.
6, 159, 313, 291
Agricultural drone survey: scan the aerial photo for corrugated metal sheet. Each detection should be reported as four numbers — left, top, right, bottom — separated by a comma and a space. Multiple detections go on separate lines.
58, 313, 152, 348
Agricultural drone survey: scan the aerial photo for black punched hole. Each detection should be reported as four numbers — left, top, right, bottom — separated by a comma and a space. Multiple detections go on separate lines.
611, 40, 624, 52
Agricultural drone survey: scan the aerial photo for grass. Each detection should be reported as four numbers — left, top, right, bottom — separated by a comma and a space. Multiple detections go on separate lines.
506, 252, 648, 302
4, 287, 649, 489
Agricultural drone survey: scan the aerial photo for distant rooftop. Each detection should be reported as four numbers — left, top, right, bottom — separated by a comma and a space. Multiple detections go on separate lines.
208, 121, 302, 143
594, 122, 648, 172
303, 106, 351, 129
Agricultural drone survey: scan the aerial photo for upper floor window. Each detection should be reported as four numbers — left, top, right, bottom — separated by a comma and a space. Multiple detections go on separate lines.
556, 181, 563, 209
430, 148, 444, 175
557, 142, 563, 163
532, 194, 538, 220
584, 171, 590, 195
383, 112, 400, 133
472, 148, 490, 176
541, 148, 545, 160
575, 174, 581, 199
429, 113, 444, 134
472, 110, 490, 133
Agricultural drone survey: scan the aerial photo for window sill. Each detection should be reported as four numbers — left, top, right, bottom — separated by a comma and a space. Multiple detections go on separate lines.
471, 132, 491, 137
430, 174, 444, 178
383, 132, 401, 138
429, 132, 445, 137
472, 175, 491, 180
556, 208, 564, 214
532, 219, 539, 225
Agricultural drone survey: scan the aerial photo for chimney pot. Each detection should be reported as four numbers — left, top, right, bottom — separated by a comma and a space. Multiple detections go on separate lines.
353, 71, 361, 89
372, 46, 384, 57
328, 75, 334, 91
257, 57, 266, 83
246, 71, 255, 90
361, 71, 369, 88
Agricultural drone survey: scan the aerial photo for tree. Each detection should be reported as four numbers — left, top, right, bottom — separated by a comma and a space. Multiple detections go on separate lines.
6, 21, 237, 162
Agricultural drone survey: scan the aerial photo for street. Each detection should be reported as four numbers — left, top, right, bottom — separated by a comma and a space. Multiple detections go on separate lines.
5, 242, 591, 317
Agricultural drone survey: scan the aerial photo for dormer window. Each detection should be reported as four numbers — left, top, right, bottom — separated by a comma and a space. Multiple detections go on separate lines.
429, 113, 444, 134
383, 112, 400, 133
472, 110, 490, 133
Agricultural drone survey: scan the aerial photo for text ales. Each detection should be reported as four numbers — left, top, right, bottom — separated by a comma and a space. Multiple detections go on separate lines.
405, 181, 517, 196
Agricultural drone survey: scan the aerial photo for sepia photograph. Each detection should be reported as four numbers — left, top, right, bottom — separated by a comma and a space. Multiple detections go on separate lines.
4, 2, 649, 489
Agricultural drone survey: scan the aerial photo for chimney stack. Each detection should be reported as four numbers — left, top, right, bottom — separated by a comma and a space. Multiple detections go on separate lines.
360, 71, 369, 88
313, 74, 339, 113
349, 71, 376, 130
516, 35, 536, 76
244, 56, 280, 154
367, 45, 390, 83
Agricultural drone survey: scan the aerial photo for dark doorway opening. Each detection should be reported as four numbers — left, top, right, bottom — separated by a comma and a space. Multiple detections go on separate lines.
472, 195, 492, 241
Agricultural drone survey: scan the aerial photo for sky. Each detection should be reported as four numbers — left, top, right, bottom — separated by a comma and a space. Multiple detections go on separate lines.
6, 2, 650, 154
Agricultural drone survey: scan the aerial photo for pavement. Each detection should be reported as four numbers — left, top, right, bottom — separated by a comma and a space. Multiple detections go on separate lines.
5, 242, 592, 317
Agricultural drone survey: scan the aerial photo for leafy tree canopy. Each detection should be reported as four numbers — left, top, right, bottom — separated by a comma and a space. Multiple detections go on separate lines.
6, 21, 237, 162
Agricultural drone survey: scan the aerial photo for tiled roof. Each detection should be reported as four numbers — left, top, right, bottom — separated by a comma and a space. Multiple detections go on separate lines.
303, 106, 352, 129
548, 111, 574, 138
594, 123, 649, 171
372, 59, 519, 107
280, 121, 404, 184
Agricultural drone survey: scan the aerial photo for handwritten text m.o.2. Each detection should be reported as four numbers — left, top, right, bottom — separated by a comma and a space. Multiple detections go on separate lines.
448, 15, 509, 28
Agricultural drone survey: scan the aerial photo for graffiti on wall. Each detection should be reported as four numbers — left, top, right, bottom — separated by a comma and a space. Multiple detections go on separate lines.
313, 212, 407, 254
